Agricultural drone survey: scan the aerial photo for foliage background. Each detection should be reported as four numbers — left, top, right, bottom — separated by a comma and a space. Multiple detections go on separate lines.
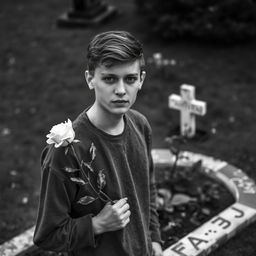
0, 0, 256, 255
136, 0, 256, 42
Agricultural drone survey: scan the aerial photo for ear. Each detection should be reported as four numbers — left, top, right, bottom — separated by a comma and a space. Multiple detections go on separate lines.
139, 71, 146, 90
85, 70, 94, 90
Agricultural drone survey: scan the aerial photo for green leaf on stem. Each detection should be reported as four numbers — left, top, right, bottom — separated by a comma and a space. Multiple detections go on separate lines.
65, 147, 69, 155
97, 170, 106, 190
64, 167, 80, 173
78, 196, 97, 205
83, 161, 94, 173
70, 177, 88, 185
90, 142, 96, 161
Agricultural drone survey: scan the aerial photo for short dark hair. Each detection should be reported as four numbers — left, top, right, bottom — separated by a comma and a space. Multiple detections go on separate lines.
87, 31, 145, 74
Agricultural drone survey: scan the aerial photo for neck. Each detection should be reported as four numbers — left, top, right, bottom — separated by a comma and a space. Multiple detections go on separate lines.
86, 104, 125, 135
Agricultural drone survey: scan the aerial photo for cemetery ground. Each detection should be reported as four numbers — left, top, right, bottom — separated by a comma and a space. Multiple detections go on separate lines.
1, 0, 256, 255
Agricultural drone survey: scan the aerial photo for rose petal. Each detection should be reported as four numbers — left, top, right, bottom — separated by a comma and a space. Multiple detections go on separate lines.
46, 138, 55, 145
46, 119, 75, 147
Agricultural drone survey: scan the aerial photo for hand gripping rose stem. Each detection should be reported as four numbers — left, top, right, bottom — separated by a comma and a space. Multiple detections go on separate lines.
70, 144, 114, 204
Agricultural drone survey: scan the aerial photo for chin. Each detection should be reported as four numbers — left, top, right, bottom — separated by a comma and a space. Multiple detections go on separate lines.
111, 107, 130, 115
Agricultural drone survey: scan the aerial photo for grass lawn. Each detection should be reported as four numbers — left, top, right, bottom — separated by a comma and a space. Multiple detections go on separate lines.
1, 0, 256, 255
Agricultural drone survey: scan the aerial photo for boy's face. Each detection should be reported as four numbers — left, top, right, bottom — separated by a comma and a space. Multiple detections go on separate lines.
85, 60, 145, 117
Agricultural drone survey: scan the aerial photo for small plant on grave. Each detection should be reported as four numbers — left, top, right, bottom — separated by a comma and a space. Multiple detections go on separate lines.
164, 126, 196, 182
165, 134, 188, 180
156, 133, 235, 249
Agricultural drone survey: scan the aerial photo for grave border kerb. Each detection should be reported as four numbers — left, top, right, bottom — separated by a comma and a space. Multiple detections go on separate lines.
151, 149, 256, 256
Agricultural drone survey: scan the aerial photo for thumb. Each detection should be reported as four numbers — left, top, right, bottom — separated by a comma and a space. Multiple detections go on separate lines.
104, 201, 112, 207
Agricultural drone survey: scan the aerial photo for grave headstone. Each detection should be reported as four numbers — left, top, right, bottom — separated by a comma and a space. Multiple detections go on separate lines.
57, 0, 117, 27
169, 84, 207, 138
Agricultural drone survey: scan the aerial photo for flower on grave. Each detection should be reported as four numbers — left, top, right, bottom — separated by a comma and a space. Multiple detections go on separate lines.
46, 119, 113, 205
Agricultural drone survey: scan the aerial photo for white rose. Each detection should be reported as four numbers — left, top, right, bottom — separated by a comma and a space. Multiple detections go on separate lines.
46, 119, 75, 148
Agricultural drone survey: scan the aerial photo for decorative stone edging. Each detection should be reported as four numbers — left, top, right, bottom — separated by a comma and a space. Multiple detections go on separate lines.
1, 149, 256, 256
152, 149, 256, 256
0, 226, 36, 256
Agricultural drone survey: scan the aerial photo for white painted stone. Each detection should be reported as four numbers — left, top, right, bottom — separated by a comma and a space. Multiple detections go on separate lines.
169, 84, 207, 138
164, 203, 256, 256
151, 149, 174, 165
183, 151, 227, 172
0, 226, 35, 256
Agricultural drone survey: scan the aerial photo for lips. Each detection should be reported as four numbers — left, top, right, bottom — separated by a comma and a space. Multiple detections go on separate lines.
112, 100, 129, 103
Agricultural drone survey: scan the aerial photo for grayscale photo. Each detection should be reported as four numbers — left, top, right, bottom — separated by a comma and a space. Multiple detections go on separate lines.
1, 1, 256, 256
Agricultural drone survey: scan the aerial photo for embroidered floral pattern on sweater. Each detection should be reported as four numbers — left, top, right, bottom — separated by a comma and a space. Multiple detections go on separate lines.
46, 119, 113, 205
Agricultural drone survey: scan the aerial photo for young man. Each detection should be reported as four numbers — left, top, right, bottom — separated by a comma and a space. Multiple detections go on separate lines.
34, 31, 163, 256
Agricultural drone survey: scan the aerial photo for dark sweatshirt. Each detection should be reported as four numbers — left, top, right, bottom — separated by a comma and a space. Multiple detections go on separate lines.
33, 109, 162, 256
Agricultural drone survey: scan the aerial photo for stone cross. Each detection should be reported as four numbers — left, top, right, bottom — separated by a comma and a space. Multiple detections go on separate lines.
168, 84, 207, 138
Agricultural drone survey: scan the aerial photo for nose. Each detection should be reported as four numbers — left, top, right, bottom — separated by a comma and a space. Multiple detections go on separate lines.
114, 80, 126, 97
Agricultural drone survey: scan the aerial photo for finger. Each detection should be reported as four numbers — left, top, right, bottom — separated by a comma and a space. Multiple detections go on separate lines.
105, 201, 112, 206
119, 202, 130, 214
121, 209, 131, 220
113, 198, 128, 209
102, 201, 112, 210
121, 216, 130, 228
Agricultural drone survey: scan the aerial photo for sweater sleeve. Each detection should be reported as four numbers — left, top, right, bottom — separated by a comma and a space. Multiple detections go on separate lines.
149, 149, 162, 244
145, 122, 163, 244
33, 147, 97, 252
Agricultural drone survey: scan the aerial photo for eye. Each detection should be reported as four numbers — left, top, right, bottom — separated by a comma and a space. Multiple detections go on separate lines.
102, 76, 117, 84
125, 76, 138, 84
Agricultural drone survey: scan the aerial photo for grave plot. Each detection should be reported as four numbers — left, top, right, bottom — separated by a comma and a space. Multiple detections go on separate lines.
152, 149, 256, 256
155, 154, 235, 249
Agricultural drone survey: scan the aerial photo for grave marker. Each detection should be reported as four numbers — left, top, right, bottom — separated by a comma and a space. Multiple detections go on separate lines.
169, 84, 207, 138
57, 0, 117, 27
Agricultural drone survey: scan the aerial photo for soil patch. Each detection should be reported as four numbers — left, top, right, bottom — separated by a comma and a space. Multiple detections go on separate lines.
156, 161, 235, 250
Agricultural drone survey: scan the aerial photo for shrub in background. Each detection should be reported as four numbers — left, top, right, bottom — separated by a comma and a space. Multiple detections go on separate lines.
135, 0, 256, 42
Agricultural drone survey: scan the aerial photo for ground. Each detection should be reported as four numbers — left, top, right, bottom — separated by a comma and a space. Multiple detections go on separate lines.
0, 0, 256, 255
